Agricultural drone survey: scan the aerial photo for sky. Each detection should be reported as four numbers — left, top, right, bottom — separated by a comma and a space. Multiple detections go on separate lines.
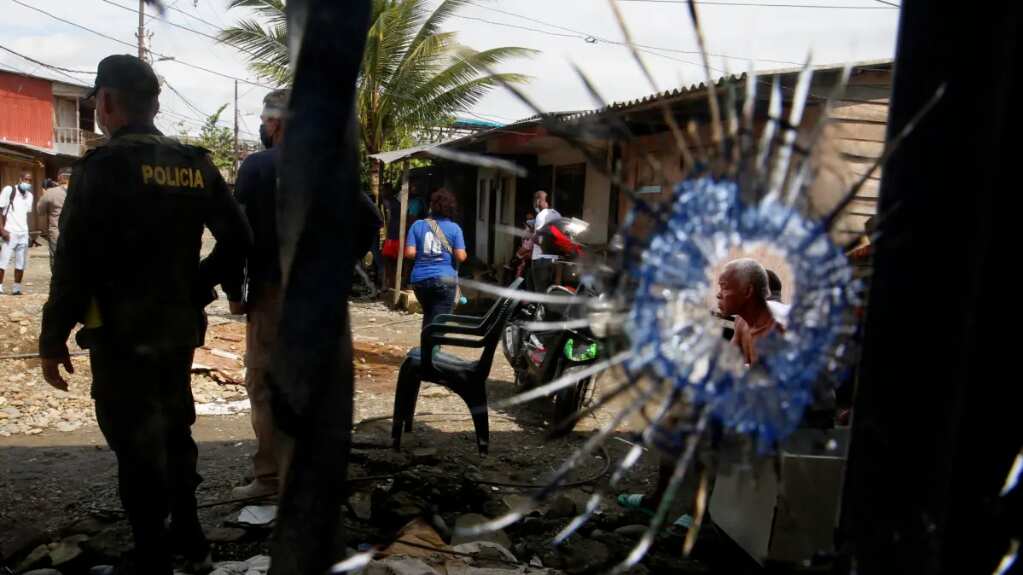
0, 0, 901, 140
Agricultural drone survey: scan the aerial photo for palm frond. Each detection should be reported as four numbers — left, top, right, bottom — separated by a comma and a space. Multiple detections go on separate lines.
226, 0, 287, 24
221, 0, 534, 154
219, 18, 290, 86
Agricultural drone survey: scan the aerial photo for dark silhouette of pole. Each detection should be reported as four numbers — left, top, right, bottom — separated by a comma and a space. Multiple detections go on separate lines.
840, 1, 1020, 573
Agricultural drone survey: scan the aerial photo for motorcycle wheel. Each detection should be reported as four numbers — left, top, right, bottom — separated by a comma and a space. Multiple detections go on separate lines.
551, 364, 592, 431
501, 324, 518, 367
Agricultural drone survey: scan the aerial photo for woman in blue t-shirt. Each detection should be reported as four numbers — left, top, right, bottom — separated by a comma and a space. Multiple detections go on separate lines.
404, 189, 468, 329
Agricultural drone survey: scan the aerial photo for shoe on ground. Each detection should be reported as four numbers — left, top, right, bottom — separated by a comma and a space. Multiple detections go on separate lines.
231, 478, 278, 499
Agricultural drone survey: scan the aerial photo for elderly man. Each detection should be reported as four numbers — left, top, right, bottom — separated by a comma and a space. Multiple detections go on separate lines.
717, 258, 784, 365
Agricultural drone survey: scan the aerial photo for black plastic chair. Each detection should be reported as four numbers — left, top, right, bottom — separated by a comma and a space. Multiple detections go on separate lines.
391, 277, 524, 455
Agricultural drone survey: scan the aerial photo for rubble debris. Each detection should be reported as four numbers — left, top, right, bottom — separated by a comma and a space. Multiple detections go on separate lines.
194, 400, 252, 416
613, 525, 649, 539
0, 524, 47, 566
208, 555, 270, 575
375, 491, 430, 529
362, 519, 558, 575
81, 524, 131, 562
381, 518, 447, 559
15, 545, 51, 573
206, 527, 248, 544
452, 514, 512, 549
48, 534, 88, 566
545, 537, 609, 575
411, 447, 440, 465
348, 492, 374, 522
543, 497, 577, 520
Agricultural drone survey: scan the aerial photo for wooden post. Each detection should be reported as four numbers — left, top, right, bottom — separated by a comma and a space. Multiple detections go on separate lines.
136, 0, 146, 60
233, 79, 239, 180
393, 160, 410, 306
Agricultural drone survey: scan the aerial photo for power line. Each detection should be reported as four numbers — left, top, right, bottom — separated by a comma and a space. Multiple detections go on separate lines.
163, 82, 260, 136
158, 109, 208, 131
163, 79, 211, 118
449, 14, 701, 68
239, 113, 256, 139
100, 0, 224, 45
200, 0, 232, 30
159, 105, 258, 138
164, 0, 222, 31
454, 14, 580, 39
0, 60, 33, 77
462, 0, 803, 66
8, 0, 274, 89
240, 83, 260, 99
873, 0, 900, 6
0, 44, 93, 85
0, 44, 95, 75
100, 0, 274, 73
615, 0, 897, 8
459, 3, 877, 108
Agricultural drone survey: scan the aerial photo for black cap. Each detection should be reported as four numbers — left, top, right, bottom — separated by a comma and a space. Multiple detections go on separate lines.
87, 55, 161, 99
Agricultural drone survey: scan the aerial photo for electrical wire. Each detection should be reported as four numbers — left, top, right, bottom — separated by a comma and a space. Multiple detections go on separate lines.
8, 0, 274, 89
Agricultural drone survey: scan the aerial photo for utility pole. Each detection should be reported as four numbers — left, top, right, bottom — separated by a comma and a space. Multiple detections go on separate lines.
136, 0, 146, 60
233, 79, 239, 180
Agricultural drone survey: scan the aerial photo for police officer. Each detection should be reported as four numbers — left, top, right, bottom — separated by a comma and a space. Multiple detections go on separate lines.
38, 55, 252, 575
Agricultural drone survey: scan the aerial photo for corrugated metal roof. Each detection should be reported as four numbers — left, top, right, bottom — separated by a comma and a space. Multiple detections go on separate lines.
368, 136, 466, 165
559, 59, 893, 122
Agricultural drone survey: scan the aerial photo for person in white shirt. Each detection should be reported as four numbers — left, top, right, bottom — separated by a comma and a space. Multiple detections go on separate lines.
0, 171, 35, 295
765, 268, 791, 327
530, 190, 561, 292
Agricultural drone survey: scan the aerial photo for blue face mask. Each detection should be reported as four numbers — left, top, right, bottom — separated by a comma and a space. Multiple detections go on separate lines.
17, 182, 31, 193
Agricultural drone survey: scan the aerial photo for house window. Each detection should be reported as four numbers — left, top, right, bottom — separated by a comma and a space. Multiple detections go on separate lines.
553, 163, 585, 219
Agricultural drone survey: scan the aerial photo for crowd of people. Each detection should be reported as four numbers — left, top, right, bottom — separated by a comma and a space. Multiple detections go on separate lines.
0, 167, 70, 294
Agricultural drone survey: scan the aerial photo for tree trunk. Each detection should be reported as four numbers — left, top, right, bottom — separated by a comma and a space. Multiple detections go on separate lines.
370, 156, 382, 202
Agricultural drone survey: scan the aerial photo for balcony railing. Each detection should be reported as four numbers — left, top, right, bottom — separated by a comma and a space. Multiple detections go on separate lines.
54, 127, 106, 156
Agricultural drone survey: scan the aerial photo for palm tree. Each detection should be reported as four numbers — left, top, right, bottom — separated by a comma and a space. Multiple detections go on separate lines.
220, 0, 535, 198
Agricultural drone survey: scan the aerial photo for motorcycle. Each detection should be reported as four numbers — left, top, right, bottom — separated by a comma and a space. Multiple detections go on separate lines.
502, 218, 606, 431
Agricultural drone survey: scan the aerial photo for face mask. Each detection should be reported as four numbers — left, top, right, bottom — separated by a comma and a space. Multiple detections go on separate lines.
96, 96, 111, 137
260, 124, 274, 149
18, 182, 31, 193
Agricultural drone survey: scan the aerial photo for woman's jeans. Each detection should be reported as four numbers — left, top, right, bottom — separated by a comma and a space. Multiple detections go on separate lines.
413, 277, 457, 329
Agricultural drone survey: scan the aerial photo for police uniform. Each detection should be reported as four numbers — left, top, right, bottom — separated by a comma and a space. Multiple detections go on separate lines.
38, 55, 252, 574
